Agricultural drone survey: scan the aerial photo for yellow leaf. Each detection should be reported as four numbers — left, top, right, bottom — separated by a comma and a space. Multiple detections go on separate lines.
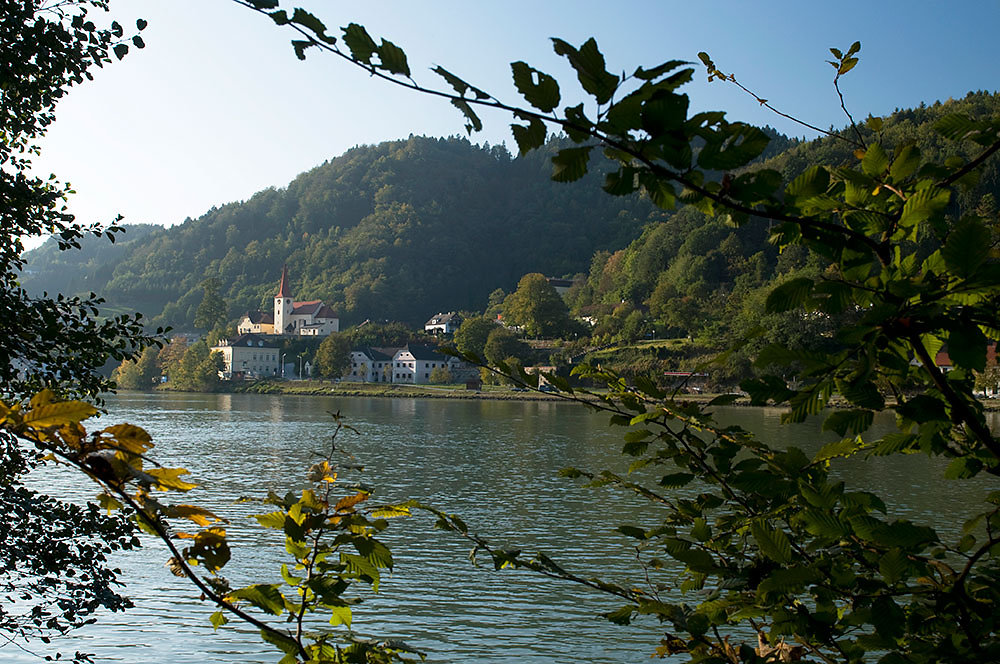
29, 389, 55, 409
335, 491, 369, 512
146, 467, 198, 492
853, 148, 866, 160
57, 421, 87, 449
371, 505, 411, 519
164, 504, 225, 526
101, 423, 154, 455
21, 400, 97, 429
306, 460, 336, 483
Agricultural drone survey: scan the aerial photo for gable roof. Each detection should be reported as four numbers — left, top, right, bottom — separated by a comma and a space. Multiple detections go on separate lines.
400, 343, 450, 362
241, 310, 274, 324
353, 346, 398, 362
425, 312, 460, 326
213, 333, 279, 350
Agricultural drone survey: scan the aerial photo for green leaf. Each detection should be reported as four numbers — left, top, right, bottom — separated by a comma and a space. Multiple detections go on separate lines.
509, 115, 547, 155
837, 57, 858, 75
822, 409, 874, 437
291, 8, 328, 38
291, 40, 314, 61
603, 605, 634, 626
430, 70, 489, 102
510, 62, 560, 113
690, 518, 711, 542
603, 168, 637, 196
945, 457, 984, 479
889, 144, 920, 181
751, 521, 793, 564
451, 99, 482, 134
376, 39, 409, 76
934, 113, 985, 141
947, 324, 987, 372
659, 473, 694, 488
861, 143, 889, 176
639, 90, 689, 135
260, 628, 300, 657
942, 217, 991, 278
113, 43, 128, 60
765, 278, 814, 313
551, 37, 619, 104
550, 146, 593, 183
342, 23, 377, 64
328, 605, 352, 627
785, 165, 830, 199
898, 186, 950, 229
229, 584, 286, 616
253, 510, 287, 530
563, 103, 593, 142
633, 60, 688, 80
870, 432, 916, 456
617, 525, 647, 540
878, 549, 908, 584
800, 509, 849, 539
209, 610, 228, 630
758, 566, 820, 593
697, 123, 769, 170
814, 434, 866, 461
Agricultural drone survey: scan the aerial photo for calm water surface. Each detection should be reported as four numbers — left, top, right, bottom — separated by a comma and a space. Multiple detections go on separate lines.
11, 392, 998, 663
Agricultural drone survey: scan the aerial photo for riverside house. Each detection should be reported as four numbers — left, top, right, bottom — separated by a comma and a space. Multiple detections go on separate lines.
348, 344, 467, 384
211, 333, 280, 379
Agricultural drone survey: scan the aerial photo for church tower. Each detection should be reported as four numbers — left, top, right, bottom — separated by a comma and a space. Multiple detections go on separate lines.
274, 265, 293, 335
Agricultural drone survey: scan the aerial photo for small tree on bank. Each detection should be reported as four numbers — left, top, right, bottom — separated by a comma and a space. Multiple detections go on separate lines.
315, 332, 352, 379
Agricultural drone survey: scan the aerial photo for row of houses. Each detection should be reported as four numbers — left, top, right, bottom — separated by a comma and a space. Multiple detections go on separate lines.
210, 332, 469, 383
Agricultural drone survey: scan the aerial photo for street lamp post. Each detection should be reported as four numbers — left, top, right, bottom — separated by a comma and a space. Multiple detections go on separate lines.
280, 352, 286, 378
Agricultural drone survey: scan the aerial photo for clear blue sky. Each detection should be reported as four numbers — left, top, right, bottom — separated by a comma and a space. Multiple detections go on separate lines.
34, 0, 1000, 235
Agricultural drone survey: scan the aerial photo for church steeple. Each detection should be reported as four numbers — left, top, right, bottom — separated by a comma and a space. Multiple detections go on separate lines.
274, 265, 293, 335
276, 264, 292, 298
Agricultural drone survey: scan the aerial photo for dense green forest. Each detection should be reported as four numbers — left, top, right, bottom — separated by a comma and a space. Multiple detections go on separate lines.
557, 91, 1000, 378
22, 92, 1000, 387
22, 136, 683, 327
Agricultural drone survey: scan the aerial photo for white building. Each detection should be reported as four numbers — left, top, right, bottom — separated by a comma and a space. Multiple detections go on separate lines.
424, 312, 462, 335
211, 333, 281, 379
348, 344, 467, 384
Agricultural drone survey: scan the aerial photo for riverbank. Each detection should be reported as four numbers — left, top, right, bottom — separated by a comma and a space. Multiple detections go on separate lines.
231, 379, 572, 401
148, 379, 1000, 410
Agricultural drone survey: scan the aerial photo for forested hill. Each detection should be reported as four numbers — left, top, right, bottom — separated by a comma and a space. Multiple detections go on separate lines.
30, 87, 997, 337
23, 135, 695, 327
563, 90, 1000, 376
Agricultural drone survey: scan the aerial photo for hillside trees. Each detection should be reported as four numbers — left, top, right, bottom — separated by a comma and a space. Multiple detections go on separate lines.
193, 276, 229, 331
452, 315, 499, 358
236, 4, 1000, 662
501, 272, 573, 338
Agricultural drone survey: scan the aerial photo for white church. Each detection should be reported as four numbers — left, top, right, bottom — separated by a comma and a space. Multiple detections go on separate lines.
237, 266, 339, 337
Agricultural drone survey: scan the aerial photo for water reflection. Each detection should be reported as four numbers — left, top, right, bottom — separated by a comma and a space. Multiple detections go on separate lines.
11, 393, 997, 664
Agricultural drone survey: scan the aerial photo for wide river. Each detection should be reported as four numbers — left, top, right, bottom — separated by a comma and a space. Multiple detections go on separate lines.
11, 392, 998, 663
